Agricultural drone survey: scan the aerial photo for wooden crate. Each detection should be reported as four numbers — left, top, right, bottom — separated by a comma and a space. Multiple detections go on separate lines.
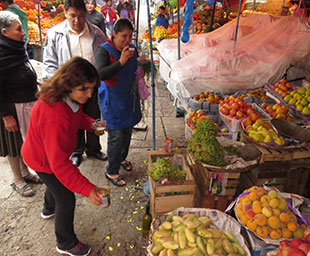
239, 161, 310, 195
187, 153, 240, 198
254, 144, 310, 163
148, 150, 195, 217
201, 195, 234, 212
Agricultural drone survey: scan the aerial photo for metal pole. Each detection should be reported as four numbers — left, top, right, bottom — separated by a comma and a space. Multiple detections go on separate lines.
146, 0, 156, 150
192, 14, 195, 34
37, 0, 44, 57
233, 0, 242, 49
280, 0, 285, 15
177, 0, 180, 60
135, 0, 141, 47
210, 0, 216, 29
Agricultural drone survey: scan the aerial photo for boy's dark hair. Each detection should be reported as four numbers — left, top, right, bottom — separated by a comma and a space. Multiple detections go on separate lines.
64, 0, 86, 12
0, 0, 13, 3
159, 6, 166, 11
113, 18, 134, 33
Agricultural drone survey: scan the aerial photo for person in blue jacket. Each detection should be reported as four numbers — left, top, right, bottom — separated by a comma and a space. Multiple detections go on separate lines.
155, 6, 169, 29
95, 18, 141, 187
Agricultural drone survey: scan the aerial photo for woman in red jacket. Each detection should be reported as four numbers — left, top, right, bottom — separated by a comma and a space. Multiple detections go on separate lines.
21, 57, 104, 256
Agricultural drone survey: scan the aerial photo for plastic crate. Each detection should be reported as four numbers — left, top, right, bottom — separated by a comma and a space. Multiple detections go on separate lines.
219, 110, 242, 132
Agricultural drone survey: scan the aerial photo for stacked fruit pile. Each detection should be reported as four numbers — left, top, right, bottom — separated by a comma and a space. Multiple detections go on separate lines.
242, 118, 285, 145
192, 92, 222, 104
240, 89, 270, 101
186, 110, 210, 132
150, 213, 246, 256
272, 79, 293, 98
260, 103, 293, 121
284, 87, 310, 116
235, 187, 306, 240
277, 233, 310, 256
28, 21, 40, 41
219, 96, 261, 120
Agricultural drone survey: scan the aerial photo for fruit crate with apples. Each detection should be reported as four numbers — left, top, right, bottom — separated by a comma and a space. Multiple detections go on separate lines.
148, 150, 196, 217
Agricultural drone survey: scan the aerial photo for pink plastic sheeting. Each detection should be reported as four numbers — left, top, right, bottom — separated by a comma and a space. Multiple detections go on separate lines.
157, 13, 310, 98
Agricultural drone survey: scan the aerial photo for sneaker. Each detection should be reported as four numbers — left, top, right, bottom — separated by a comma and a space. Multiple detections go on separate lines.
40, 208, 55, 219
56, 242, 91, 256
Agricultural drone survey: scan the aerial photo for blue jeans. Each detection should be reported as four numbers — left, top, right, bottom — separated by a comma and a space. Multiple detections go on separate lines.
106, 128, 132, 175
37, 172, 78, 250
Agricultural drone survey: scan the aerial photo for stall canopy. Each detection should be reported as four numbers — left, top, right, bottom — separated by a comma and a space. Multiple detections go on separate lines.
157, 12, 310, 108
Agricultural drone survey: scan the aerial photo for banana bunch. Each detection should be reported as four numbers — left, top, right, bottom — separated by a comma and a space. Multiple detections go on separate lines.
151, 213, 247, 256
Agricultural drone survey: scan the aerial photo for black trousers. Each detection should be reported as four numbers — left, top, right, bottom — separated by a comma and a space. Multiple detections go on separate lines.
106, 128, 132, 175
74, 89, 102, 155
37, 172, 79, 250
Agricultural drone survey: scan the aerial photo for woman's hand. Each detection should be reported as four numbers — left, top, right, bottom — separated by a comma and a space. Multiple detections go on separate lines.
88, 187, 103, 206
2, 115, 18, 132
119, 46, 134, 66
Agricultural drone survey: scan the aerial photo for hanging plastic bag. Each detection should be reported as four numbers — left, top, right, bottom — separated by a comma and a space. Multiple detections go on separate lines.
137, 66, 151, 100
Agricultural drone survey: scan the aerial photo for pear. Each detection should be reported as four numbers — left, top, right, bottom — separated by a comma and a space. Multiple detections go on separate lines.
284, 95, 291, 102
274, 137, 283, 146
298, 87, 306, 95
301, 97, 308, 106
263, 134, 272, 143
302, 107, 310, 115
253, 133, 263, 142
288, 98, 296, 105
296, 104, 303, 111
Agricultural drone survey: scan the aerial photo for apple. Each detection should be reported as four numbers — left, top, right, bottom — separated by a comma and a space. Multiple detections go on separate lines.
291, 238, 305, 248
288, 248, 306, 256
299, 243, 310, 254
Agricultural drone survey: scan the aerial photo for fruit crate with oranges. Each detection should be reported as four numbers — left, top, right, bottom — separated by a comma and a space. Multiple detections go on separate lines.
148, 150, 196, 217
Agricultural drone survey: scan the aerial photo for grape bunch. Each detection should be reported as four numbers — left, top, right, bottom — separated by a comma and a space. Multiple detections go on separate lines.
148, 158, 186, 182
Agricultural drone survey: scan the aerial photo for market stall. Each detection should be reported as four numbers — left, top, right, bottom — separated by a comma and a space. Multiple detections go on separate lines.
156, 12, 310, 109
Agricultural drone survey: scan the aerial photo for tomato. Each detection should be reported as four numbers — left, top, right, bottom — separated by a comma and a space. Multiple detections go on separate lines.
220, 107, 229, 115
236, 111, 244, 118
232, 103, 239, 111
229, 109, 237, 116
246, 108, 254, 116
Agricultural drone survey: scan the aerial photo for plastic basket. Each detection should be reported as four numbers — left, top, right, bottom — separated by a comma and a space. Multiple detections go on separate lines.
219, 110, 242, 132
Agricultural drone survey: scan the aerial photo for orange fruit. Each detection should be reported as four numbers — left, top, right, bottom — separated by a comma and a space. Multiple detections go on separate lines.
287, 222, 298, 232
270, 229, 282, 240
268, 216, 280, 229
256, 226, 269, 238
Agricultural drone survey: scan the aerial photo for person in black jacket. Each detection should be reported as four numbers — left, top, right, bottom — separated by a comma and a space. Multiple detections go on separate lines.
0, 11, 42, 197
85, 0, 107, 36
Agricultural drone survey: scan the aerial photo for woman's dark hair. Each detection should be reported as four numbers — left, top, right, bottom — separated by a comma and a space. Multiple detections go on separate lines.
37, 57, 100, 104
85, 0, 96, 6
159, 6, 166, 11
113, 18, 134, 33
64, 0, 86, 12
